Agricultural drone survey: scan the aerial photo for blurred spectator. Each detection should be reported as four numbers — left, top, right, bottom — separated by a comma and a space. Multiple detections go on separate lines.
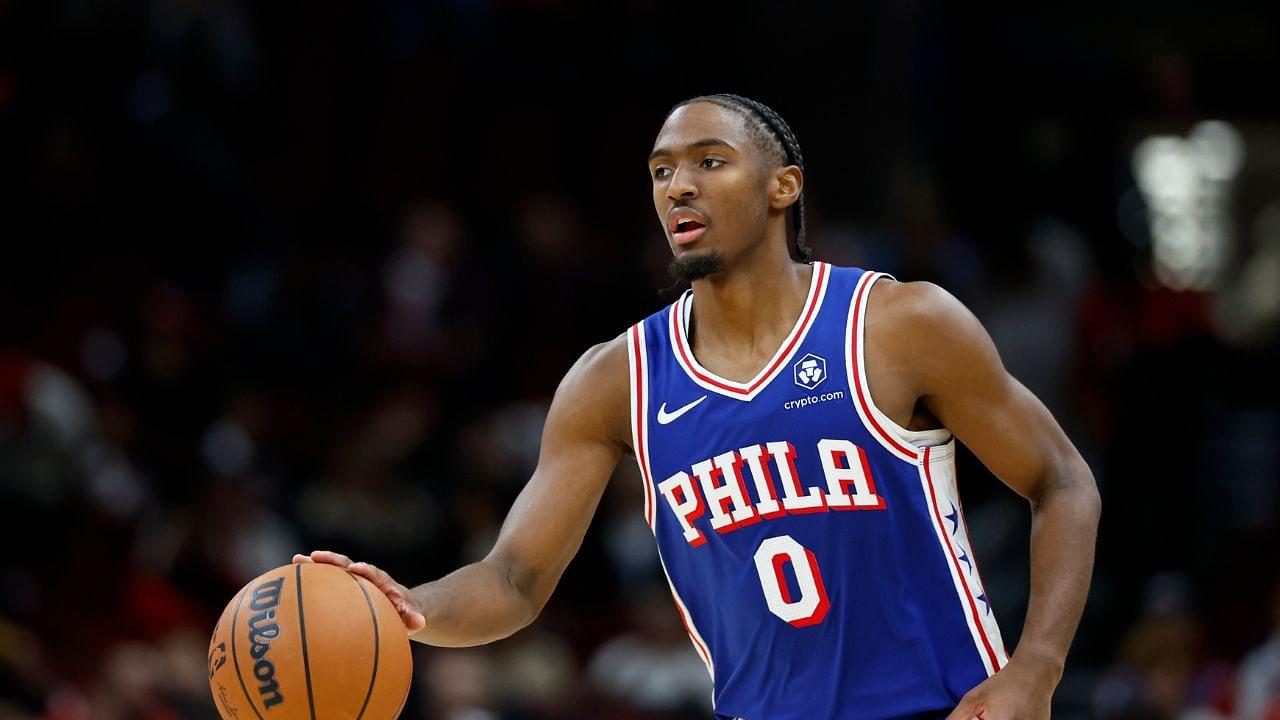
1237, 582, 1280, 720
383, 200, 464, 364
588, 585, 713, 716
1093, 574, 1235, 720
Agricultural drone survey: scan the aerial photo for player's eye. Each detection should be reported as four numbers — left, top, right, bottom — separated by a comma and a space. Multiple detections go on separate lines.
700, 157, 724, 169
652, 166, 671, 180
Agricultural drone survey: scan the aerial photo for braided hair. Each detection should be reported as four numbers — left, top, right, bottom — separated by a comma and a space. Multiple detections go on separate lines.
668, 93, 812, 262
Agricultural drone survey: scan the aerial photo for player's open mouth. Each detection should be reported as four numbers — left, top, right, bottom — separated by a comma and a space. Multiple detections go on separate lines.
673, 220, 707, 244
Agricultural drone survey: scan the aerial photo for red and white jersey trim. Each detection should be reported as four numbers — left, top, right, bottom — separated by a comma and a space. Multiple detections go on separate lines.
844, 271, 951, 465
627, 321, 716, 684
918, 444, 1009, 675
670, 262, 831, 402
627, 324, 657, 532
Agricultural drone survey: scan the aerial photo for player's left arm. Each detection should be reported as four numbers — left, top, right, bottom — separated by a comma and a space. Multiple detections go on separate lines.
882, 280, 1101, 720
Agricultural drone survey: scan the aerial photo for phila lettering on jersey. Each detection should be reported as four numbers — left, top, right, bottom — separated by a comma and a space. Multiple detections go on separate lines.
626, 263, 1009, 720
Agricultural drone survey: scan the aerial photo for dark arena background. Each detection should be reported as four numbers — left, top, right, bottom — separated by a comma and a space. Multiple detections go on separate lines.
3, 1, 1280, 718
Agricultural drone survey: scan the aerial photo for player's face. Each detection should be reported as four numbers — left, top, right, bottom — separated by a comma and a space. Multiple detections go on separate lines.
648, 102, 773, 270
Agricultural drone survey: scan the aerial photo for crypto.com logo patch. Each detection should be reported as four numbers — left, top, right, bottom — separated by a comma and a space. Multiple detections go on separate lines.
793, 353, 827, 390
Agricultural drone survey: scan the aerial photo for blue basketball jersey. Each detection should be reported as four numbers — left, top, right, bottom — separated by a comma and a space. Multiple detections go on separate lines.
625, 263, 1009, 720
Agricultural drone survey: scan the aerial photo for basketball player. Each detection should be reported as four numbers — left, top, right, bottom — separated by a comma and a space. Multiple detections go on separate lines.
295, 94, 1101, 720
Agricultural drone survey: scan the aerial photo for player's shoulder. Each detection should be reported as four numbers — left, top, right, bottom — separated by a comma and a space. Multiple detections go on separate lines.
866, 276, 974, 332
547, 334, 632, 442
550, 330, 629, 409
565, 333, 630, 390
865, 276, 999, 390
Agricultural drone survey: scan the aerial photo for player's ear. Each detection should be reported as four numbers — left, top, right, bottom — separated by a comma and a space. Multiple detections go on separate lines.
770, 165, 804, 211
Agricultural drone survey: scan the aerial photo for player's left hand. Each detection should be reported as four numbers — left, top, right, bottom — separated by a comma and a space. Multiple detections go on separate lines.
944, 654, 1059, 720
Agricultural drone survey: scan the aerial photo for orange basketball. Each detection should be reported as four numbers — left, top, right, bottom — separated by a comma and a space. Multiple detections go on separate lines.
208, 563, 413, 720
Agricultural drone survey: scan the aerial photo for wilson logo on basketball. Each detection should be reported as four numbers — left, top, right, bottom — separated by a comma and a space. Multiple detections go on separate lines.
247, 577, 286, 709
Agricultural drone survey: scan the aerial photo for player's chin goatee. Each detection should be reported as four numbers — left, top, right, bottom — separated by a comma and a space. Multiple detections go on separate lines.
669, 251, 726, 284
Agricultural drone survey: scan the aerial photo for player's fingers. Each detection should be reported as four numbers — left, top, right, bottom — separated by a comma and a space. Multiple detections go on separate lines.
349, 563, 416, 602
403, 609, 426, 634
292, 552, 424, 632
381, 587, 426, 628
349, 561, 393, 589
309, 550, 354, 568
347, 562, 401, 597
342, 562, 423, 632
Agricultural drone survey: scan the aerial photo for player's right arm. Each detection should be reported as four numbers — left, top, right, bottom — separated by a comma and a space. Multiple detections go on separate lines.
294, 335, 633, 646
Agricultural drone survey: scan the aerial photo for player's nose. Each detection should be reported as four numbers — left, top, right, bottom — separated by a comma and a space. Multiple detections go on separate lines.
666, 165, 699, 202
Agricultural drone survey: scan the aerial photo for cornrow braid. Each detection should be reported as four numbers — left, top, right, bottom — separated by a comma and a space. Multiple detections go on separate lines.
669, 93, 812, 262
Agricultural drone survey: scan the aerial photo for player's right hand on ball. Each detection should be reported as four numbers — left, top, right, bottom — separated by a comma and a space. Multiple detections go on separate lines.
293, 550, 427, 634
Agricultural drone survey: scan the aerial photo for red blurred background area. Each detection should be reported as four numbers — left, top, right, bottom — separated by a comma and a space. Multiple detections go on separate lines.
2, 1, 1280, 719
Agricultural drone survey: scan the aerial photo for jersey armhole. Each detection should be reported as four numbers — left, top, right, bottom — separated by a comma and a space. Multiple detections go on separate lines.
844, 271, 952, 465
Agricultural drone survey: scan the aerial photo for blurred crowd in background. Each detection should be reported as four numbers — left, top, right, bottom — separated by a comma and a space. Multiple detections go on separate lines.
2, 0, 1280, 719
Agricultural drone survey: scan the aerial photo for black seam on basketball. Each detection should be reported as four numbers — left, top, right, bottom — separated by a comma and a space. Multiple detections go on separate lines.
351, 573, 380, 720
295, 564, 318, 720
229, 586, 267, 720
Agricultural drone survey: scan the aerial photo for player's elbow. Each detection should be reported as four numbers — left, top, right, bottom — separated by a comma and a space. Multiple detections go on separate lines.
487, 554, 549, 633
1034, 453, 1101, 525
1071, 470, 1102, 527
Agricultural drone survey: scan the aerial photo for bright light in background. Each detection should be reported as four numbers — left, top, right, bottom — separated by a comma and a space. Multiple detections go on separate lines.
1132, 120, 1245, 290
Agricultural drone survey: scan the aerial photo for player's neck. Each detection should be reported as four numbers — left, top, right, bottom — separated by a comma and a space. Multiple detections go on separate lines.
688, 248, 812, 359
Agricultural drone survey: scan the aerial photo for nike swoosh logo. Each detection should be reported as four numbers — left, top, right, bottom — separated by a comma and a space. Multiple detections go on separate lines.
657, 395, 707, 425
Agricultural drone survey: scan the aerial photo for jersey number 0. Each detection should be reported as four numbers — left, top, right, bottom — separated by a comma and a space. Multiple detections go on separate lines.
753, 535, 831, 627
